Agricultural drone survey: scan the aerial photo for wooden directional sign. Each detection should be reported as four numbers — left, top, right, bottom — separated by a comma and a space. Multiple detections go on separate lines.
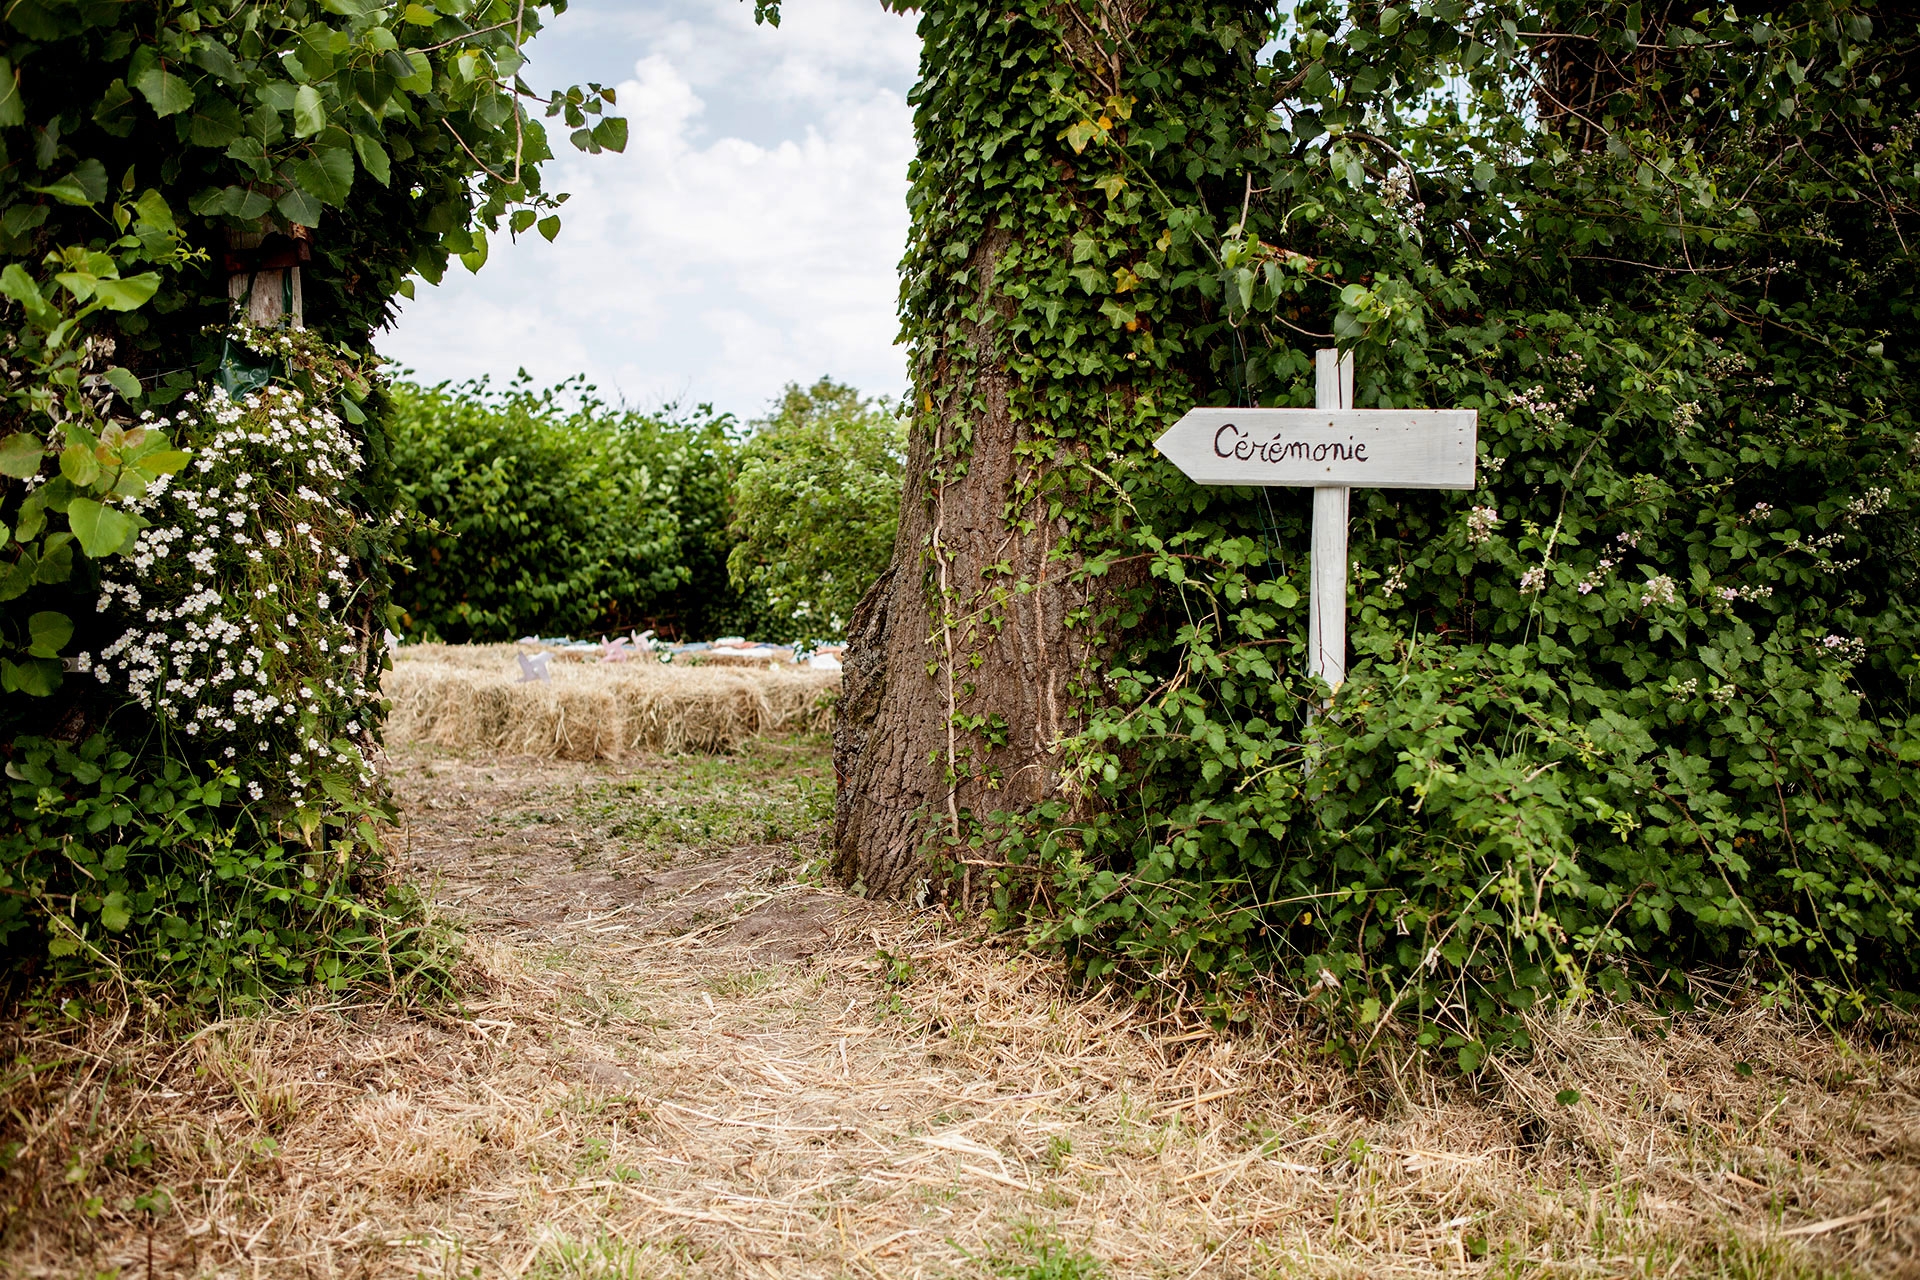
1151, 407, 1477, 489
1153, 351, 1479, 698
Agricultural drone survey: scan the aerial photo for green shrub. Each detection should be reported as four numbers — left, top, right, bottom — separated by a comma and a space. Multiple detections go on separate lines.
728, 378, 905, 640
3, 331, 443, 1005
386, 377, 690, 641
0, 734, 445, 1007
963, 1, 1920, 1061
0, 0, 618, 1007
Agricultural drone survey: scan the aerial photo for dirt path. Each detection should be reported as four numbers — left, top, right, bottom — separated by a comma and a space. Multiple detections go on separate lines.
3, 734, 1916, 1278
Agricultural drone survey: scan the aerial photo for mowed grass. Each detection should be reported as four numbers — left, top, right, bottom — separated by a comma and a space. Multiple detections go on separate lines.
576, 733, 834, 860
0, 732, 1913, 1279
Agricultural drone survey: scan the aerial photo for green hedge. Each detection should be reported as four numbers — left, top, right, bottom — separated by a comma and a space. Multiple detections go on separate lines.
386, 378, 767, 642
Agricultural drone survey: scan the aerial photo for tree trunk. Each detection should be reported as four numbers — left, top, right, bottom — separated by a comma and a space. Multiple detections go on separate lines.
834, 0, 1266, 896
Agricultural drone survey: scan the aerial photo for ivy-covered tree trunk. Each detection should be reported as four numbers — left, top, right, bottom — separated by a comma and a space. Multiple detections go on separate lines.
834, 0, 1267, 895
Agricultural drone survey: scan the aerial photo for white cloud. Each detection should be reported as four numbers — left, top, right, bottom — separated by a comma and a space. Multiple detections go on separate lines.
376, 0, 918, 419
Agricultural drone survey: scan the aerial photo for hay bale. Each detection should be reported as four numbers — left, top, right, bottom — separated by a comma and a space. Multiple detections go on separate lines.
381, 644, 838, 760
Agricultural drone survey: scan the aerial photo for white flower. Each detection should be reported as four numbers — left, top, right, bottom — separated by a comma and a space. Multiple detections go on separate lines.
1519, 566, 1546, 594
1640, 575, 1678, 607
1466, 506, 1500, 545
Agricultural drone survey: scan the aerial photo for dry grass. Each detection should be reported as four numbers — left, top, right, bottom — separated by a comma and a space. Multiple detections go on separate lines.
2, 736, 1915, 1279
383, 643, 837, 759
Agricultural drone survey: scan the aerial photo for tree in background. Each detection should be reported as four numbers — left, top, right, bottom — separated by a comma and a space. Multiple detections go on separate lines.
0, 0, 623, 1001
728, 378, 905, 642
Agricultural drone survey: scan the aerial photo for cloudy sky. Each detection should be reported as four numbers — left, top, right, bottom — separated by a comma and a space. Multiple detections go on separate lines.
375, 0, 921, 420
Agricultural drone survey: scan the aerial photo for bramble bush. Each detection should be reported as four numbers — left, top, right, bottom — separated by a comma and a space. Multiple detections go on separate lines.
948, 0, 1919, 1063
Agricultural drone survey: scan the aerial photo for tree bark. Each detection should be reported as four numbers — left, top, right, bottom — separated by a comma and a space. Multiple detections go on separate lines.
834, 0, 1266, 896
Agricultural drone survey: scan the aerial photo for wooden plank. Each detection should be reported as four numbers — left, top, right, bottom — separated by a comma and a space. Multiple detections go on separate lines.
1308, 349, 1353, 693
1153, 407, 1477, 489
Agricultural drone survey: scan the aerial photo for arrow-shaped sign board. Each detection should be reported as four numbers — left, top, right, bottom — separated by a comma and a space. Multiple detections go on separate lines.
1153, 351, 1479, 698
1152, 408, 1478, 489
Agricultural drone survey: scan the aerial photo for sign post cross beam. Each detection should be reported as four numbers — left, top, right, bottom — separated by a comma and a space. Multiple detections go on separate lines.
1153, 348, 1478, 699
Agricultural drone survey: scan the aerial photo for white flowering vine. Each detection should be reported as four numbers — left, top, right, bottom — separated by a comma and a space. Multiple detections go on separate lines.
86, 327, 383, 813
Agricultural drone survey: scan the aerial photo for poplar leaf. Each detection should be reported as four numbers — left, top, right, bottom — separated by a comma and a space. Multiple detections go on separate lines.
293, 84, 327, 137
132, 62, 195, 117
66, 498, 135, 558
27, 611, 71, 659
0, 433, 44, 479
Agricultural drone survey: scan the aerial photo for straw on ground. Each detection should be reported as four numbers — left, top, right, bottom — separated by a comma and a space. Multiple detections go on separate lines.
382, 643, 838, 759
1, 733, 1914, 1278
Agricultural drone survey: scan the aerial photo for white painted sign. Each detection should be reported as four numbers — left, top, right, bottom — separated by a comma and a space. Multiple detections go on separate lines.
1153, 351, 1479, 696
1152, 408, 1477, 489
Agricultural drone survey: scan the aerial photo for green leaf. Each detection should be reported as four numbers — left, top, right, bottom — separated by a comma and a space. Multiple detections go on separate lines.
459, 233, 488, 273
1554, 1088, 1582, 1106
187, 96, 244, 147
292, 84, 327, 138
294, 146, 355, 204
276, 186, 324, 228
99, 891, 131, 933
2, 657, 61, 697
0, 57, 23, 128
510, 208, 536, 234
28, 159, 109, 207
0, 433, 44, 479
92, 79, 139, 136
132, 449, 189, 478
537, 215, 561, 242
590, 116, 629, 153
34, 537, 71, 583
352, 132, 391, 186
66, 498, 135, 558
59, 445, 100, 488
132, 60, 195, 118
131, 189, 174, 234
90, 273, 161, 312
401, 3, 438, 23
27, 611, 72, 659
104, 366, 142, 400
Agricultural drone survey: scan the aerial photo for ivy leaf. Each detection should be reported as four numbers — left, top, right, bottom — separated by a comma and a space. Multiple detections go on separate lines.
132, 59, 195, 118
27, 610, 72, 659
292, 84, 327, 137
0, 432, 44, 479
28, 159, 109, 206
66, 497, 135, 558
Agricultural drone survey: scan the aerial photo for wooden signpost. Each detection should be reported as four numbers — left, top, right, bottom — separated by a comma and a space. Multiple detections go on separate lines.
1153, 350, 1478, 695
